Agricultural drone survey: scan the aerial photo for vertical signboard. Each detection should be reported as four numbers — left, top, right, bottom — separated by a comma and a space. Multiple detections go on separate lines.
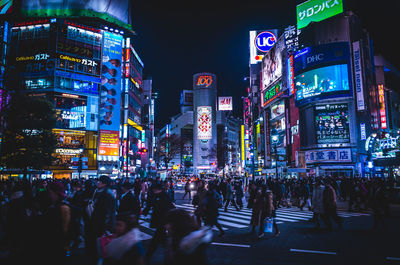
287, 55, 295, 95
241, 125, 245, 162
378, 84, 387, 129
353, 41, 365, 111
197, 106, 212, 140
99, 31, 123, 157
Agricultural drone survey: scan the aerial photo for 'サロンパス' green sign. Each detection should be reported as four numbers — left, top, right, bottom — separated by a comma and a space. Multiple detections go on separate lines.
297, 0, 344, 29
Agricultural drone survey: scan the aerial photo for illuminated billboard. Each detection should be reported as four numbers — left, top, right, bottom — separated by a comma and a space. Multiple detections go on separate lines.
249, 29, 279, 65
262, 82, 284, 107
218, 97, 233, 111
295, 64, 350, 104
297, 0, 344, 29
100, 31, 122, 132
197, 106, 212, 140
315, 104, 350, 144
261, 35, 284, 91
21, 0, 131, 29
98, 130, 119, 156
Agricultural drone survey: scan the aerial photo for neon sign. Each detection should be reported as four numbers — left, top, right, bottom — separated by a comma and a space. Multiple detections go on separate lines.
378, 84, 387, 129
196, 75, 213, 88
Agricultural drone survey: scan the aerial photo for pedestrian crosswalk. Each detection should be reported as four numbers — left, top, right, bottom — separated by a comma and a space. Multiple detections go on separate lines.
137, 203, 371, 238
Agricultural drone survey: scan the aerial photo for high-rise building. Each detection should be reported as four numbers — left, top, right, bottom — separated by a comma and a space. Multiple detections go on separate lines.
0, 0, 149, 179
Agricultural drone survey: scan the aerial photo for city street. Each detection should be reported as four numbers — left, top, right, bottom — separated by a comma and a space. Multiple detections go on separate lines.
33, 189, 398, 265
145, 190, 400, 265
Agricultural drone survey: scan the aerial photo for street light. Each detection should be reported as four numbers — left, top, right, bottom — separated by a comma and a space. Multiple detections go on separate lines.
271, 133, 279, 179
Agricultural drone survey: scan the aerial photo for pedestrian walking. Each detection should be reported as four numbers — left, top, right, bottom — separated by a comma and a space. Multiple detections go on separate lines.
224, 179, 239, 212
202, 183, 224, 236
323, 181, 342, 230
103, 213, 145, 265
118, 182, 141, 217
250, 186, 266, 237
142, 183, 175, 263
311, 179, 325, 229
88, 175, 116, 264
183, 181, 192, 200
165, 209, 212, 265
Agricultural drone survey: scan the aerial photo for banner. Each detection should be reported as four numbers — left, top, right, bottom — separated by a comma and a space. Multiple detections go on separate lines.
297, 0, 344, 29
197, 106, 212, 140
100, 31, 122, 132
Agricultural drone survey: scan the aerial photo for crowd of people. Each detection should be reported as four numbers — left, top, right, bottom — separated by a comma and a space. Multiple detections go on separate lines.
0, 175, 396, 265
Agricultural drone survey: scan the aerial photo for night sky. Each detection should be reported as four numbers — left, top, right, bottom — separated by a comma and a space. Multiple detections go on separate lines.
130, 0, 400, 130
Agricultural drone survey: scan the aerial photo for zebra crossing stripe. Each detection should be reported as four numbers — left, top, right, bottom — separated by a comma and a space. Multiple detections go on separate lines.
218, 215, 251, 225
217, 220, 247, 228
274, 217, 298, 222
275, 213, 309, 221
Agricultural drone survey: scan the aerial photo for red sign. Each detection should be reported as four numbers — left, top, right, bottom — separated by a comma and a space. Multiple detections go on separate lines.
196, 75, 213, 87
378, 84, 387, 129
99, 130, 119, 156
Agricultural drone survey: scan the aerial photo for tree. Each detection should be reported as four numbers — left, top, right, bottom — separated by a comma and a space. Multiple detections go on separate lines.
155, 134, 182, 171
0, 94, 57, 178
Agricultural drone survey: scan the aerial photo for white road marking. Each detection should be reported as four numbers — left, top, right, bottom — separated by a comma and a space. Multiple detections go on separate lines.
212, 242, 251, 248
290, 248, 337, 255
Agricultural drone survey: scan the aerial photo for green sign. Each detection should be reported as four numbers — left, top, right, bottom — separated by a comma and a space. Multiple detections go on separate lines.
297, 0, 344, 29
263, 83, 283, 107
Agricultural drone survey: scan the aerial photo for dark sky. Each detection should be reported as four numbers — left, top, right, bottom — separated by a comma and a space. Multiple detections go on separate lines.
130, 0, 400, 130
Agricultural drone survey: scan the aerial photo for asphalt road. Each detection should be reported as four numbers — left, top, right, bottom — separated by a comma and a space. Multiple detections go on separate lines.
1, 188, 399, 265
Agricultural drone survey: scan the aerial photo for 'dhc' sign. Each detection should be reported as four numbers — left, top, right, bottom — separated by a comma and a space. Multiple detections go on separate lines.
255, 31, 277, 53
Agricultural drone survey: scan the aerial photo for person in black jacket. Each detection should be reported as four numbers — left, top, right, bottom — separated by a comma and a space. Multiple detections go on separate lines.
142, 183, 175, 263
87, 175, 116, 264
118, 181, 141, 217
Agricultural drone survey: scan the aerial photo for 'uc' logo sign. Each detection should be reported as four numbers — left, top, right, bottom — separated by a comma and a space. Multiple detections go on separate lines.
196, 75, 213, 87
255, 31, 277, 53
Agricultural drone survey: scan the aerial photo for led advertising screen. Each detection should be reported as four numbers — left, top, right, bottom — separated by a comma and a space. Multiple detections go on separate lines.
98, 130, 119, 156
197, 106, 212, 140
297, 0, 344, 29
21, 0, 131, 28
295, 64, 350, 103
261, 36, 285, 91
315, 103, 350, 144
100, 31, 122, 132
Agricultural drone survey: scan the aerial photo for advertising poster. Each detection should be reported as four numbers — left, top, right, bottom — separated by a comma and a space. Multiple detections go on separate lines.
99, 130, 119, 156
295, 64, 350, 102
315, 104, 350, 144
218, 97, 233, 111
261, 35, 284, 91
100, 31, 122, 132
197, 106, 212, 140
